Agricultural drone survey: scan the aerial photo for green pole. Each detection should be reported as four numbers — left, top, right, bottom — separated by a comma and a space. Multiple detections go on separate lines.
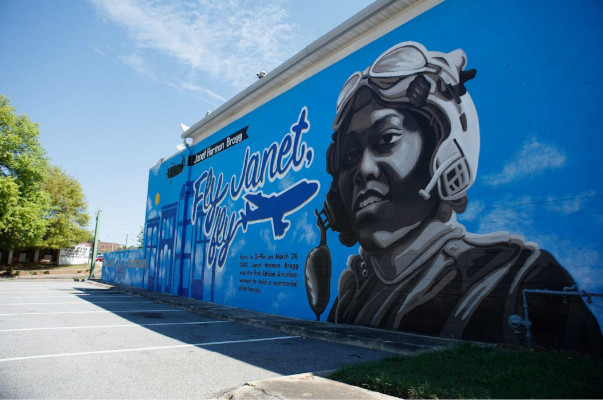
88, 210, 101, 279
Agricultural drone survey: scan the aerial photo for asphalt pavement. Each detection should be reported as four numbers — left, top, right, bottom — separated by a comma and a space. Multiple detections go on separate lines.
0, 278, 459, 399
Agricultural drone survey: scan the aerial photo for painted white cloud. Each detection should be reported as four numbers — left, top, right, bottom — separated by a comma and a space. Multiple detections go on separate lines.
483, 138, 566, 186
227, 237, 246, 260
278, 175, 295, 191
477, 196, 536, 235
458, 200, 485, 222
292, 211, 317, 244
224, 275, 236, 303
146, 196, 158, 219
469, 194, 602, 311
91, 0, 300, 101
545, 190, 596, 216
271, 291, 290, 314
260, 228, 276, 252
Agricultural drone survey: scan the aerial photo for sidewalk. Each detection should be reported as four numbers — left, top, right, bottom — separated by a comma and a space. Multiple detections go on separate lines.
214, 373, 399, 400
87, 279, 462, 399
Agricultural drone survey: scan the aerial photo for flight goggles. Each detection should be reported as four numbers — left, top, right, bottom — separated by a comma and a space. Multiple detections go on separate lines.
333, 42, 474, 132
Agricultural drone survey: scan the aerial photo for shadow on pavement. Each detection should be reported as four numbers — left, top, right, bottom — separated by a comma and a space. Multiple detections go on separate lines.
69, 283, 414, 376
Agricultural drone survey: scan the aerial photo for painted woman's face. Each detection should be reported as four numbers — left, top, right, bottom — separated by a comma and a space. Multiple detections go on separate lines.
336, 100, 436, 249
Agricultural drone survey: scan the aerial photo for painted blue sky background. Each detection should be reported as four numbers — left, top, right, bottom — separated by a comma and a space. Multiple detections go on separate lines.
0, 0, 372, 245
141, 0, 603, 323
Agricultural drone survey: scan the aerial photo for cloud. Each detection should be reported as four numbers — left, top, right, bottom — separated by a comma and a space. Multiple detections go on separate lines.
545, 190, 596, 216
260, 228, 276, 251
271, 291, 290, 313
292, 211, 317, 244
468, 194, 602, 304
169, 81, 226, 103
146, 196, 158, 219
90, 0, 300, 98
477, 196, 536, 235
458, 200, 485, 222
223, 275, 236, 303
537, 235, 602, 293
92, 46, 109, 58
483, 138, 566, 186
227, 237, 246, 259
278, 175, 296, 191
120, 52, 155, 78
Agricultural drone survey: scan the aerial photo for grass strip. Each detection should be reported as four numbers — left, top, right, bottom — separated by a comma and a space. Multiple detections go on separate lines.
329, 343, 603, 399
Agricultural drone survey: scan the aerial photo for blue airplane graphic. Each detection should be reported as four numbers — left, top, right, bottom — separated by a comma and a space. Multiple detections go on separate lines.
239, 179, 319, 238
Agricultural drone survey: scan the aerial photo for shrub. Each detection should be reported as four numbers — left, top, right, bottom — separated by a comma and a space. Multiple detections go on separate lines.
43, 270, 49, 274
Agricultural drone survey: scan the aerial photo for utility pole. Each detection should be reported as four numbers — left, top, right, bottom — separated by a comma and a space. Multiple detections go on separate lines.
88, 210, 101, 279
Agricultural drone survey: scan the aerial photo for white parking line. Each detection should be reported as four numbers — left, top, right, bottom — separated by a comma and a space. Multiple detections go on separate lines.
0, 336, 300, 362
0, 301, 150, 305
0, 309, 188, 316
0, 293, 135, 300
0, 292, 121, 295
0, 321, 229, 332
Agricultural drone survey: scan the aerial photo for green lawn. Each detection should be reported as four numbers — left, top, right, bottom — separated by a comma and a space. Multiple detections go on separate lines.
329, 343, 603, 399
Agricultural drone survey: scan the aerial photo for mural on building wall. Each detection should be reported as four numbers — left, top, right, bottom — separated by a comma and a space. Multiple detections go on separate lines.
103, 1, 603, 352
102, 249, 146, 288
140, 108, 319, 302
304, 42, 601, 351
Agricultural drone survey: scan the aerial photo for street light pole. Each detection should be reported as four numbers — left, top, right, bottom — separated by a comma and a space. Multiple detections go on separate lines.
88, 210, 101, 279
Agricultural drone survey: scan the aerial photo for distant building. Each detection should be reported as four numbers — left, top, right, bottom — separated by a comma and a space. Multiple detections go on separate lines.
58, 242, 92, 265
0, 241, 124, 265
97, 242, 123, 253
0, 248, 59, 265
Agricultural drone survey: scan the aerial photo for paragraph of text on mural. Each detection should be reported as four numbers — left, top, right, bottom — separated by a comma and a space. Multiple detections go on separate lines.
238, 253, 299, 293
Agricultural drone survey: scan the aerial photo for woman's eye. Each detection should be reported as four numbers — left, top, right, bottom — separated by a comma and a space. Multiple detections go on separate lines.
343, 148, 360, 165
376, 131, 402, 147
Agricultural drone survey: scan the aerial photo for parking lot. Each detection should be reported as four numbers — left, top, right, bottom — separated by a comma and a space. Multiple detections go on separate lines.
0, 280, 391, 399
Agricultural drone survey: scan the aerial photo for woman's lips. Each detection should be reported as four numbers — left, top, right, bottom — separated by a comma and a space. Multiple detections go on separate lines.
359, 194, 383, 209
353, 181, 390, 216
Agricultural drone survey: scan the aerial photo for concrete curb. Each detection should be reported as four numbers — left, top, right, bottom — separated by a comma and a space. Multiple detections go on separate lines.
213, 373, 400, 400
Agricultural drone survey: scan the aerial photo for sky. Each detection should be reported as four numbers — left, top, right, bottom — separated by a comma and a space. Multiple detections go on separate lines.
0, 0, 373, 246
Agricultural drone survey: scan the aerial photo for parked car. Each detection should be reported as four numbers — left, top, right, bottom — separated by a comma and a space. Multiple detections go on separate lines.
95, 254, 103, 262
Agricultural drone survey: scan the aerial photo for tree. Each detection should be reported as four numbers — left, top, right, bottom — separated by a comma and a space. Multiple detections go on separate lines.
136, 225, 144, 248
41, 166, 90, 249
0, 95, 49, 249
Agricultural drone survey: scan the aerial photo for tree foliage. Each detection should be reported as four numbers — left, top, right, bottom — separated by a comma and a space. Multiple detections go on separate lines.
0, 95, 90, 250
0, 95, 49, 249
41, 166, 90, 248
136, 225, 144, 248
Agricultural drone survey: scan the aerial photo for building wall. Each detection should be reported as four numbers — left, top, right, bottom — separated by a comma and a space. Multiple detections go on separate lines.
58, 243, 92, 265
98, 242, 123, 253
102, 249, 145, 288
104, 0, 603, 350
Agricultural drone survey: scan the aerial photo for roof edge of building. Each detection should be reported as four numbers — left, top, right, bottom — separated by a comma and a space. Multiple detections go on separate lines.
181, 0, 440, 144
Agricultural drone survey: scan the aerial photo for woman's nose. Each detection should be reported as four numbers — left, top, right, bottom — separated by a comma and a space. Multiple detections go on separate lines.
354, 149, 380, 185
